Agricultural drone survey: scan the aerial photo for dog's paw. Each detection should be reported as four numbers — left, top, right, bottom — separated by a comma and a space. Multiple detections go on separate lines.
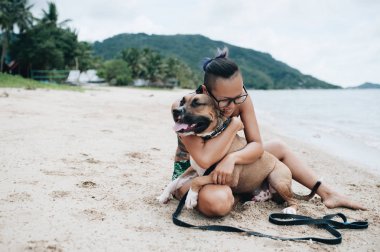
157, 192, 172, 204
282, 206, 297, 214
185, 188, 199, 209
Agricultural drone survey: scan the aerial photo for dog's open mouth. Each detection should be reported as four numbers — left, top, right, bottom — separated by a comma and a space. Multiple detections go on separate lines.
173, 118, 210, 134
173, 123, 196, 133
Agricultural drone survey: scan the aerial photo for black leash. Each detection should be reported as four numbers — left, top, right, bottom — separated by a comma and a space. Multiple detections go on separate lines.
172, 166, 368, 245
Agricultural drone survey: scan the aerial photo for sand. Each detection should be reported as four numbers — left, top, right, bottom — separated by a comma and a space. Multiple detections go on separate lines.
0, 86, 379, 251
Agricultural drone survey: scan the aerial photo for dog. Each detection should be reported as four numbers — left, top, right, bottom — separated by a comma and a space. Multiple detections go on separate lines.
158, 92, 320, 214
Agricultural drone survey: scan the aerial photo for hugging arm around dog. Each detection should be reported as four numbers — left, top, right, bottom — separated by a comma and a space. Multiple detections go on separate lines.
169, 48, 366, 213
177, 48, 265, 186
179, 86, 263, 186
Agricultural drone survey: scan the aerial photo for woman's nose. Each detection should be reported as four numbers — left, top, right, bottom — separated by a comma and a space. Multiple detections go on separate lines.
226, 101, 235, 110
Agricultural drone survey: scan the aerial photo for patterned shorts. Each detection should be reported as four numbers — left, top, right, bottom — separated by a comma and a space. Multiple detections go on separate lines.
172, 160, 191, 180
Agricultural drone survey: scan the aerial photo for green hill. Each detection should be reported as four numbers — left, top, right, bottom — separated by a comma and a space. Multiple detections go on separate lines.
353, 82, 380, 89
93, 33, 340, 89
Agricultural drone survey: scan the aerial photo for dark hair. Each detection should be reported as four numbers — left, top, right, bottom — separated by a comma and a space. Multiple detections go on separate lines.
202, 47, 239, 90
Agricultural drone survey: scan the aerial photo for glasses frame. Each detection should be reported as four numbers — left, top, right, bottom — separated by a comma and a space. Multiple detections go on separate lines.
206, 85, 249, 108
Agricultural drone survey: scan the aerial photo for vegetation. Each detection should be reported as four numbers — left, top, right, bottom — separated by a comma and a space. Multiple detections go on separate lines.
93, 33, 341, 89
0, 0, 33, 72
1, 1, 97, 83
0, 72, 82, 91
96, 48, 200, 88
1, 1, 341, 89
9, 1, 97, 77
97, 59, 132, 86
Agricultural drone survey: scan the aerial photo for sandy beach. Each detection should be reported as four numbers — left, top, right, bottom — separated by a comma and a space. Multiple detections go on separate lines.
0, 86, 379, 251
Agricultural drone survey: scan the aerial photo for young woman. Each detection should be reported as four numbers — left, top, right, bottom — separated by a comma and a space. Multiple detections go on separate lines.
172, 48, 365, 217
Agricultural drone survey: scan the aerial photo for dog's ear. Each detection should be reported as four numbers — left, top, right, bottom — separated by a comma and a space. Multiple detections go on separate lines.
195, 85, 203, 94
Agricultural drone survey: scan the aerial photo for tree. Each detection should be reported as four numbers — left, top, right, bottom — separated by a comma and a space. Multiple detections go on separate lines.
97, 59, 132, 86
121, 48, 142, 78
11, 1, 82, 75
11, 22, 78, 72
120, 47, 165, 82
163, 57, 200, 88
0, 0, 34, 72
75, 41, 100, 71
40, 1, 70, 27
118, 47, 200, 88
142, 48, 165, 82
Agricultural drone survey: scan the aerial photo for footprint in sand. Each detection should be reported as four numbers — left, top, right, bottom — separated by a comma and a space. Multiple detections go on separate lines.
63, 153, 101, 164
49, 191, 70, 198
5, 192, 32, 202
101, 129, 113, 133
85, 157, 101, 164
77, 181, 97, 188
41, 169, 67, 176
126, 151, 146, 159
125, 152, 152, 165
82, 209, 106, 221
25, 240, 62, 252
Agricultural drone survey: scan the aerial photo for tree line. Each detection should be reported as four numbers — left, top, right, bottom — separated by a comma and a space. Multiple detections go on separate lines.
98, 48, 200, 88
0, 0, 199, 88
1, 1, 98, 76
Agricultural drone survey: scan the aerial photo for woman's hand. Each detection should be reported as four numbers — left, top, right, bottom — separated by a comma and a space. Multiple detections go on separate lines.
212, 154, 236, 185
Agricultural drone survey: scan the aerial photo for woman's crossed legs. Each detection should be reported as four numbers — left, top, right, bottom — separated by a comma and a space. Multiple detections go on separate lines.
174, 139, 365, 217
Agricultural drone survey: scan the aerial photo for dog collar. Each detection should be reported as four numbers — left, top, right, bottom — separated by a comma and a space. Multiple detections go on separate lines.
198, 117, 232, 141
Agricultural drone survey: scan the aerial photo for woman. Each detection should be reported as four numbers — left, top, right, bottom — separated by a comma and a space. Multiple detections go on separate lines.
173, 48, 365, 217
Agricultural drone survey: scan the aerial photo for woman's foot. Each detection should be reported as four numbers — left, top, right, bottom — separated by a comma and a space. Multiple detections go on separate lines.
321, 190, 367, 210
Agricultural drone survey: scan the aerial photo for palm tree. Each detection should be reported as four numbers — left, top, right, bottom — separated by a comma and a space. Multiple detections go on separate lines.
0, 0, 34, 72
41, 2, 71, 27
121, 48, 143, 79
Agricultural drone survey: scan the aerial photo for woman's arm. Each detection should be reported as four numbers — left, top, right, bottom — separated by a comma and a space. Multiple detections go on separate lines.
213, 96, 264, 184
229, 95, 264, 164
180, 117, 244, 169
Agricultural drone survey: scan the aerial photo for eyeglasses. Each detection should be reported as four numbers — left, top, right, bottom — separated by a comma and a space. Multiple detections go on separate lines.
207, 85, 248, 108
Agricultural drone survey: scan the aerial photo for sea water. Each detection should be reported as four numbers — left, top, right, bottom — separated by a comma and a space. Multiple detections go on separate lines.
249, 89, 380, 174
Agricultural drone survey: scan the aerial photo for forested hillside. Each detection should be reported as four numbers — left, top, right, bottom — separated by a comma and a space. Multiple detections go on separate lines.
93, 33, 340, 89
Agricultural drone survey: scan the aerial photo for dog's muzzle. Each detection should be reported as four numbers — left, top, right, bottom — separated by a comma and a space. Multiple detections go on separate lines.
172, 110, 211, 135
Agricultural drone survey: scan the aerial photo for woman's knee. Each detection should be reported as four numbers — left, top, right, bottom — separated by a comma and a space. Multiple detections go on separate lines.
263, 139, 288, 160
197, 185, 234, 217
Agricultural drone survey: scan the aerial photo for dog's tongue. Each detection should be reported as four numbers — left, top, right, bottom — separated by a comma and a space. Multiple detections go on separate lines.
173, 123, 189, 132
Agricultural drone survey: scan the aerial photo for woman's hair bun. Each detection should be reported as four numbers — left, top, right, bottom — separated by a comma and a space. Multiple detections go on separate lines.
215, 47, 228, 59
202, 47, 229, 71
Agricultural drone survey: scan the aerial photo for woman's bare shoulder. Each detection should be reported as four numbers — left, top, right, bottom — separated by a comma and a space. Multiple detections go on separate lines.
233, 95, 254, 118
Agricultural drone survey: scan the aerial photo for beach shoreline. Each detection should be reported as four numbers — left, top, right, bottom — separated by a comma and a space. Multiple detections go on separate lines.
0, 86, 379, 251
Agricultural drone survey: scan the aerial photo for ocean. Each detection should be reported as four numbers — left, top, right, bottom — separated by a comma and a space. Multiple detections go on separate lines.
249, 89, 380, 174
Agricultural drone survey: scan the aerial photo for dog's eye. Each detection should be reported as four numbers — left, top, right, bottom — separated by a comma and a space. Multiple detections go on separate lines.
180, 97, 186, 106
191, 99, 205, 107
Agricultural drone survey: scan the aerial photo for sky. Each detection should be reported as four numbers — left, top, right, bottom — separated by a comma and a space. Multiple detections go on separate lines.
29, 0, 380, 87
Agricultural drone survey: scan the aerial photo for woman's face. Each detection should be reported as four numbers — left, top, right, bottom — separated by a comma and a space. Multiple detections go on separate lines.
209, 72, 246, 117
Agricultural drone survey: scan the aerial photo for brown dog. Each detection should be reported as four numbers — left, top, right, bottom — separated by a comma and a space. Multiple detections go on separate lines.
158, 93, 320, 214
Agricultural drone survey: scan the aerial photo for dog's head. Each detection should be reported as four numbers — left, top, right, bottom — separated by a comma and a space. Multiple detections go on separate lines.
171, 93, 221, 136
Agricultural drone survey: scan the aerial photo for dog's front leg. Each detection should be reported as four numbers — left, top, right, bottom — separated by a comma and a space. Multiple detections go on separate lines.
185, 175, 214, 209
158, 168, 197, 204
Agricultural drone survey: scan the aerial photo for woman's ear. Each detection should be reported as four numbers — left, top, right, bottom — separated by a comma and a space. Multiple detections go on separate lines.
201, 85, 208, 94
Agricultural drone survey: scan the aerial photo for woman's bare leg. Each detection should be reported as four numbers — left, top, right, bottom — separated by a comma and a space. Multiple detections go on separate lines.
197, 185, 235, 217
263, 139, 366, 210
174, 183, 235, 217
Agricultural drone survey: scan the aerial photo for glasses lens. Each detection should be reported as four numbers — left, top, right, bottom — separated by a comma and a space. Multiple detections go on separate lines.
218, 99, 230, 108
235, 95, 248, 104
